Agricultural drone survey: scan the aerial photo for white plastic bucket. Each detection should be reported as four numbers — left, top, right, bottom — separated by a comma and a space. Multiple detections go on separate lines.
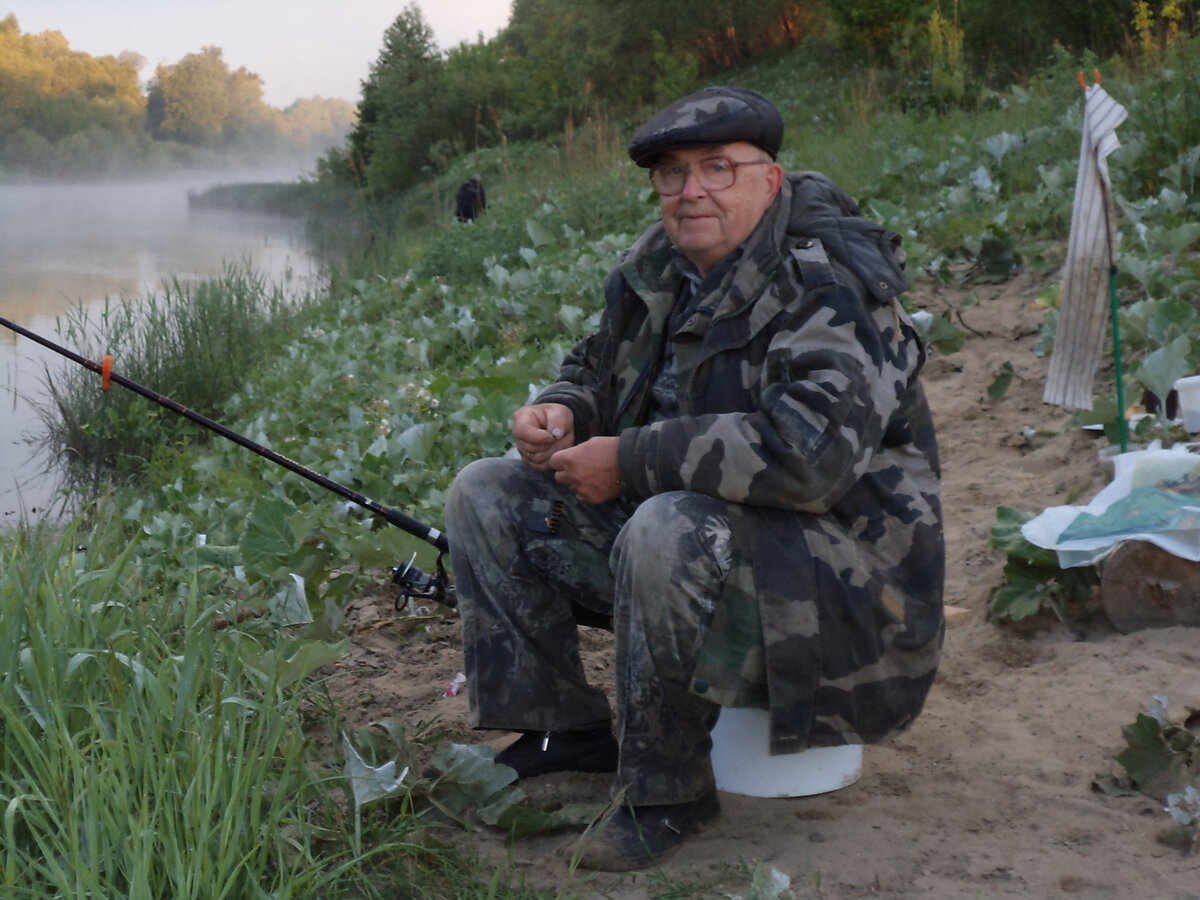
710, 707, 863, 798
1174, 375, 1200, 432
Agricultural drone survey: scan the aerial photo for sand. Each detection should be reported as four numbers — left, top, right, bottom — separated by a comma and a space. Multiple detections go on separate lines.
326, 270, 1200, 898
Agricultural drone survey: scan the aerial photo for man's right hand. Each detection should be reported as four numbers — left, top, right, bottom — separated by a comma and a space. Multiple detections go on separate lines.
512, 403, 575, 471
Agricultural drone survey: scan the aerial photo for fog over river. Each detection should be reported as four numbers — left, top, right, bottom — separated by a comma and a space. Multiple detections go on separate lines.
0, 174, 319, 524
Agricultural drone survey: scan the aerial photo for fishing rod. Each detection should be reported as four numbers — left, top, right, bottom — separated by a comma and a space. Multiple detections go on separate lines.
1, 315, 454, 608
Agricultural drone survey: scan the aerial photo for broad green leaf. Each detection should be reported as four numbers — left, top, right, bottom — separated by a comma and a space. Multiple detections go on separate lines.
867, 198, 904, 224
1134, 335, 1191, 404
240, 496, 301, 579
267, 573, 313, 626
987, 361, 1014, 401
925, 313, 966, 355
990, 507, 1059, 570
342, 732, 408, 808
392, 421, 438, 462
988, 564, 1051, 621
981, 131, 1022, 162
196, 544, 241, 568
426, 743, 518, 817
525, 218, 554, 247
251, 637, 350, 688
1153, 222, 1200, 259
486, 800, 602, 837
1116, 713, 1175, 788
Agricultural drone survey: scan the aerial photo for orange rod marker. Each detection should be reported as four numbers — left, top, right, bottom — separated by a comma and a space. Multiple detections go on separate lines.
101, 355, 113, 391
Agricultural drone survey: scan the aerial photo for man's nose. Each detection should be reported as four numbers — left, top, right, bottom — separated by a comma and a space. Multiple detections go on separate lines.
680, 170, 707, 197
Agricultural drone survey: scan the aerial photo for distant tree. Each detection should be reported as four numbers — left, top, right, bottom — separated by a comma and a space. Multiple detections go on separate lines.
279, 96, 357, 144
959, 0, 1135, 78
0, 14, 145, 165
225, 65, 274, 139
501, 0, 823, 118
153, 47, 230, 145
830, 0, 935, 55
349, 4, 445, 192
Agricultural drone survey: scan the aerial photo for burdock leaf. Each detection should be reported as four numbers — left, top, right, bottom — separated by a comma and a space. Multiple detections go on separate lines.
988, 361, 1015, 401
487, 801, 603, 837
342, 732, 409, 809
426, 743, 517, 817
988, 566, 1050, 621
1134, 335, 1191, 406
250, 637, 349, 688
1117, 713, 1175, 788
990, 507, 1060, 569
525, 218, 554, 247
240, 496, 300, 578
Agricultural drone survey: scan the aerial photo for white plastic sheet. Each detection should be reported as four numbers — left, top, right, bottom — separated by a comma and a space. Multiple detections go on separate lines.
1022, 444, 1200, 567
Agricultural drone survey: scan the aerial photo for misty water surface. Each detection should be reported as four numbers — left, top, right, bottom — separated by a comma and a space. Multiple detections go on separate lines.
1, 174, 319, 523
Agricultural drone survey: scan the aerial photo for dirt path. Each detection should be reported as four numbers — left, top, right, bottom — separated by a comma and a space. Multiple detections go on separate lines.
326, 270, 1200, 898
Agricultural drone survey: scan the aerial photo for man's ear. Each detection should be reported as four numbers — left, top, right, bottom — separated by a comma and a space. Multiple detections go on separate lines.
765, 162, 785, 200
768, 164, 787, 200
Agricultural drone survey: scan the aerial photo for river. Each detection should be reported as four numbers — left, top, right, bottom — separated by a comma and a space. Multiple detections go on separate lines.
0, 175, 320, 525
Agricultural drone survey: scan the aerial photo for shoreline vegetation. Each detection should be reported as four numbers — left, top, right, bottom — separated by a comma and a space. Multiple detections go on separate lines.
0, 14, 356, 182
5, 2, 1200, 895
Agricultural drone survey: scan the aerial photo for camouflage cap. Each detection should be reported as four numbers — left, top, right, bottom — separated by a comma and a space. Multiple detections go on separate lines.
628, 86, 783, 167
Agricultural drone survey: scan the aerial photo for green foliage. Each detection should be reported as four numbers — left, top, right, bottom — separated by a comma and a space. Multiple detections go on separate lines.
40, 264, 314, 480
0, 16, 356, 178
1097, 697, 1200, 849
149, 47, 235, 145
338, 0, 826, 196
987, 506, 1098, 622
0, 522, 349, 896
0, 518, 567, 897
350, 5, 447, 194
959, 0, 1134, 81
828, 0, 934, 56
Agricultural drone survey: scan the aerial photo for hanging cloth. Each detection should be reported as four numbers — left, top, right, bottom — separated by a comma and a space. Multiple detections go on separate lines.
1043, 83, 1128, 409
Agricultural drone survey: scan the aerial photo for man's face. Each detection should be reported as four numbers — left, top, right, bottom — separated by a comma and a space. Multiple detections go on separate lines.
655, 142, 783, 275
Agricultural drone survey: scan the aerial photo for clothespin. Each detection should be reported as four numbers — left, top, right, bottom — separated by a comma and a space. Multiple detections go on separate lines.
1077, 68, 1101, 92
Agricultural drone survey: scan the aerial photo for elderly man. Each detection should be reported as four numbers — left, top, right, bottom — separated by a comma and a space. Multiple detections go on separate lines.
444, 86, 944, 871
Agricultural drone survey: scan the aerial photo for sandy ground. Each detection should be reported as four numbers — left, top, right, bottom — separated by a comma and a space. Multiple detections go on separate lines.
325, 270, 1200, 899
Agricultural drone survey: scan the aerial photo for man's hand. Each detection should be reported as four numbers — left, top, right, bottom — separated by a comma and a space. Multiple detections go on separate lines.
512, 403, 575, 471
549, 436, 622, 505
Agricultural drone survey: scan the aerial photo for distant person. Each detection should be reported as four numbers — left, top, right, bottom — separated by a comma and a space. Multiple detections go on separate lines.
455, 174, 486, 222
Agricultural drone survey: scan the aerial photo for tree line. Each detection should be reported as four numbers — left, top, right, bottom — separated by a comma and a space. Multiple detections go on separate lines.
331, 0, 1147, 197
0, 14, 356, 178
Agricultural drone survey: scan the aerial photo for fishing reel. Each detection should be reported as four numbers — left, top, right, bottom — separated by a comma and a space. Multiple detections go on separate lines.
392, 552, 455, 612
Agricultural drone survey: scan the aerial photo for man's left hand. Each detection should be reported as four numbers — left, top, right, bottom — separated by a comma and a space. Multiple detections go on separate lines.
549, 436, 623, 504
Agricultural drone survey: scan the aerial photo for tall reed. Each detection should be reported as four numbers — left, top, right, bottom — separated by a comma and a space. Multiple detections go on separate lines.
38, 263, 314, 483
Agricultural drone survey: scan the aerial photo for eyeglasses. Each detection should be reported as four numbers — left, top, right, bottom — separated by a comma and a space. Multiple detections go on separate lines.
648, 156, 771, 196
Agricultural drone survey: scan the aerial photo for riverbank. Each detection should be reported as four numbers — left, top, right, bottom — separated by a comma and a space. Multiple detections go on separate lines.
0, 175, 320, 520
4, 39, 1200, 897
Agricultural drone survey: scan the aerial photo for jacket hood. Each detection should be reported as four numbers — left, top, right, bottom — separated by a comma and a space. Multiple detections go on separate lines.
785, 171, 909, 303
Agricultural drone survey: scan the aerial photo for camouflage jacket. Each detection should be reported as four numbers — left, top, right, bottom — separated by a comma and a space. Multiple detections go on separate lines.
536, 172, 945, 753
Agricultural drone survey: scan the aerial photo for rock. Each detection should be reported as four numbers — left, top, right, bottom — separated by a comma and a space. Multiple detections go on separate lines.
1099, 541, 1200, 633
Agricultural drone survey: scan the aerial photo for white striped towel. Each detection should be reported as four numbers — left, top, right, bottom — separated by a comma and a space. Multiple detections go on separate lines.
1043, 84, 1128, 409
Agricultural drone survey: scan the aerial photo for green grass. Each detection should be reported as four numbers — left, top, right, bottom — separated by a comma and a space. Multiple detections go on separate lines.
11, 30, 1200, 897
0, 518, 572, 898
39, 263, 316, 481
1, 520, 340, 897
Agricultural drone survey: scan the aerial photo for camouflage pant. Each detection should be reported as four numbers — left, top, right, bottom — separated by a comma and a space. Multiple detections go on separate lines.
445, 456, 739, 805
